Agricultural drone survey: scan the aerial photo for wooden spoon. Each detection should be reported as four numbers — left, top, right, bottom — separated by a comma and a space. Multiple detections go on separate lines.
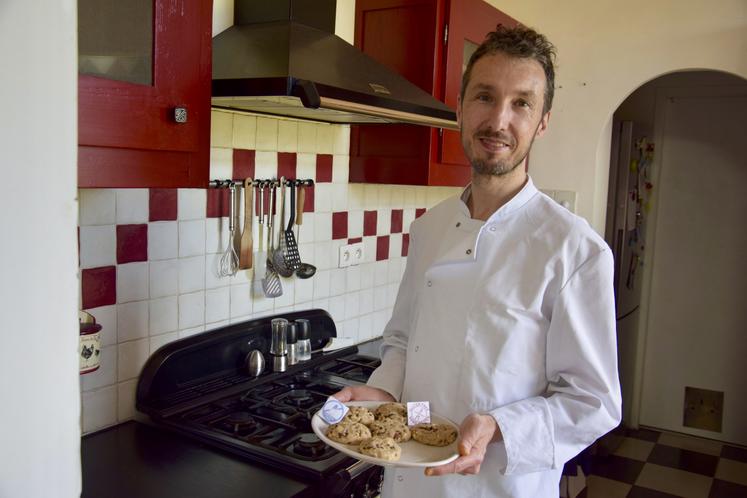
238, 178, 253, 269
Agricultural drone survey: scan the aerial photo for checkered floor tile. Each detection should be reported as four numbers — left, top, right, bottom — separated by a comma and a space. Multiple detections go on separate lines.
577, 428, 747, 497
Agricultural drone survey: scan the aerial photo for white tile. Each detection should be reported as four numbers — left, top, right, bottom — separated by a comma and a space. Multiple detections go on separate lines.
179, 255, 205, 293
330, 268, 346, 296
81, 386, 117, 433
389, 234, 403, 264
374, 285, 388, 311
364, 185, 379, 210
374, 260, 389, 286
79, 225, 116, 269
205, 217, 228, 255
348, 210, 363, 238
297, 122, 317, 153
206, 287, 230, 323
348, 184, 364, 210
378, 186, 393, 208
317, 124, 335, 154
115, 189, 149, 224
362, 236, 377, 264
331, 184, 349, 211
84, 305, 117, 347
205, 252, 231, 289
634, 463, 712, 498
332, 124, 350, 155
79, 189, 115, 226
210, 147, 233, 180
374, 310, 391, 333
346, 265, 361, 291
403, 187, 417, 209
359, 288, 374, 315
403, 208, 416, 233
251, 293, 274, 313
328, 295, 345, 322
229, 263, 253, 286
387, 283, 398, 307
178, 326, 205, 339
359, 262, 375, 290
388, 261, 401, 286
359, 313, 374, 340
179, 291, 205, 329
391, 186, 405, 208
415, 187, 427, 208
117, 262, 149, 303
716, 458, 747, 486
314, 183, 333, 213
332, 154, 349, 183
117, 379, 138, 422
254, 150, 278, 179
313, 270, 331, 299
377, 208, 391, 235
210, 110, 233, 148
148, 221, 178, 260
255, 117, 278, 150
117, 300, 149, 342
314, 241, 333, 270
229, 314, 254, 325
149, 331, 178, 354
230, 284, 253, 318
273, 278, 295, 308
206, 319, 230, 330
294, 276, 314, 305
149, 296, 178, 335
149, 259, 178, 298
117, 338, 149, 381
232, 114, 257, 150
314, 212, 332, 242
344, 292, 360, 320
177, 189, 206, 221
179, 219, 206, 257
657, 432, 723, 456
296, 153, 316, 181
80, 345, 117, 392
612, 437, 655, 461
298, 242, 314, 265
312, 297, 330, 313
277, 120, 298, 152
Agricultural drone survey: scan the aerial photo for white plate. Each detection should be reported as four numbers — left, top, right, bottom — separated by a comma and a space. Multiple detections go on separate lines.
311, 401, 459, 468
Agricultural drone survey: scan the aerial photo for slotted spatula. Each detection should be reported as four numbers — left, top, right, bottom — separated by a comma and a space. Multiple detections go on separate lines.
282, 181, 302, 270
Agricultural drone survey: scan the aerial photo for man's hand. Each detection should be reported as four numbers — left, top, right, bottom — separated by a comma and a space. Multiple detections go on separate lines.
425, 413, 502, 476
333, 385, 396, 403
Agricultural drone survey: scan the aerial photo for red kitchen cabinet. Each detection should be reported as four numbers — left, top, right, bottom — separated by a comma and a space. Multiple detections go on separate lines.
77, 0, 212, 188
350, 0, 517, 186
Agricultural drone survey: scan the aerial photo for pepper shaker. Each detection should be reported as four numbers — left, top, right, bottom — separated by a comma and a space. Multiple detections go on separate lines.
270, 318, 288, 372
296, 319, 312, 362
287, 321, 298, 366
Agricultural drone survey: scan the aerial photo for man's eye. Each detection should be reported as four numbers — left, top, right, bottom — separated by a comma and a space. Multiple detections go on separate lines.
516, 100, 531, 108
476, 94, 492, 102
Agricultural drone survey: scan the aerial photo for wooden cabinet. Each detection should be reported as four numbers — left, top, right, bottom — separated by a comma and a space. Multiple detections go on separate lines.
350, 0, 517, 186
77, 0, 212, 188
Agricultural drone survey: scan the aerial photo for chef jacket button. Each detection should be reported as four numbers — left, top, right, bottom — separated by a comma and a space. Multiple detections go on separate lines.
415, 346, 419, 352
427, 280, 432, 287
466, 249, 472, 255
489, 226, 497, 232
456, 222, 461, 227
397, 475, 404, 482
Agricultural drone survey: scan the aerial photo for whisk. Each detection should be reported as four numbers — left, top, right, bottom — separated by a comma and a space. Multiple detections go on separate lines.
218, 184, 240, 277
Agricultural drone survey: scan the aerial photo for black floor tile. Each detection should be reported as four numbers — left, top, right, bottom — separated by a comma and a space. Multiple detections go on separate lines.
589, 454, 645, 484
720, 445, 747, 464
709, 478, 747, 498
646, 444, 719, 476
627, 486, 683, 498
626, 428, 661, 443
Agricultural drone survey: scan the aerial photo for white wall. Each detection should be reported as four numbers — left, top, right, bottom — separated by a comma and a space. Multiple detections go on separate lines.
0, 1, 81, 497
488, 0, 747, 233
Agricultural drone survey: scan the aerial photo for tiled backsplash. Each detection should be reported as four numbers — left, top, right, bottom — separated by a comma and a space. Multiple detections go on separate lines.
78, 110, 461, 434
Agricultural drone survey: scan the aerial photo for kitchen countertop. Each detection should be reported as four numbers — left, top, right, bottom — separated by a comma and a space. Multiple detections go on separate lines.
81, 421, 316, 498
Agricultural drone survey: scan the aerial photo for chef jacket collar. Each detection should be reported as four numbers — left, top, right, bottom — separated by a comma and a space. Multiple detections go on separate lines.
458, 176, 539, 224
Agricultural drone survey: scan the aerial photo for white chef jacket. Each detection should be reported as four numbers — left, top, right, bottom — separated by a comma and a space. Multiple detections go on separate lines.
367, 177, 621, 498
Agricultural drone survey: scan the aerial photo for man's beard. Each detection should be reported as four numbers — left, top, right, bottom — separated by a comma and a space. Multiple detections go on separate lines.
463, 128, 537, 177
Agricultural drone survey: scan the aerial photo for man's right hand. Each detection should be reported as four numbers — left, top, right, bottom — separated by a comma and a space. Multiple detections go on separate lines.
333, 385, 396, 403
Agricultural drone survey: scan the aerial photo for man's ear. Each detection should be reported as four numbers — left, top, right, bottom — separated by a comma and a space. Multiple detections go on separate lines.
535, 111, 550, 138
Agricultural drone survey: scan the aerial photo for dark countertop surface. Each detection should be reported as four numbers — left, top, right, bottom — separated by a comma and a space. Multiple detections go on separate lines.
81, 421, 315, 498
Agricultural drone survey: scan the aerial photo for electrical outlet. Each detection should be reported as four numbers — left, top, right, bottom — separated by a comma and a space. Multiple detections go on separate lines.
339, 242, 364, 268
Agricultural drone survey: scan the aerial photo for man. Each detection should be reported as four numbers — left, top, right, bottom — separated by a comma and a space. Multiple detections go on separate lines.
335, 25, 621, 497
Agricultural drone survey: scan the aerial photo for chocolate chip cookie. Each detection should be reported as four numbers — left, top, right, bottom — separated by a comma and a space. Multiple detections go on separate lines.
358, 436, 402, 461
374, 402, 407, 421
411, 423, 458, 447
342, 406, 375, 426
326, 421, 372, 445
369, 419, 411, 442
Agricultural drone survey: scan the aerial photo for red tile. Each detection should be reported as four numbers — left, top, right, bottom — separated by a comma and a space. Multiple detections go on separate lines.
316, 154, 333, 182
232, 149, 256, 180
348, 237, 362, 244
206, 188, 230, 218
149, 188, 177, 221
376, 235, 390, 261
278, 152, 297, 180
402, 233, 410, 257
116, 224, 148, 264
332, 211, 348, 240
81, 266, 116, 309
415, 208, 426, 219
363, 210, 377, 236
302, 183, 314, 212
391, 209, 403, 233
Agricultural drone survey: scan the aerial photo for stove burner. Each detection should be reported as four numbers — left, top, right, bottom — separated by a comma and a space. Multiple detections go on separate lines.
226, 411, 255, 426
292, 433, 330, 458
213, 411, 262, 437
254, 406, 293, 423
284, 389, 315, 408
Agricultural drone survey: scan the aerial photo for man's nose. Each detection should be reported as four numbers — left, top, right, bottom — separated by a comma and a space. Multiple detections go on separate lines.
486, 101, 511, 131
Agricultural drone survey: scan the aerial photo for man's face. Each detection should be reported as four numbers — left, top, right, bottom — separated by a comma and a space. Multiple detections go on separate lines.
457, 52, 550, 177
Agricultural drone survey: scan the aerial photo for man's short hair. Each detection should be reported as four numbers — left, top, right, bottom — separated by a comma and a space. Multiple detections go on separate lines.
460, 25, 557, 114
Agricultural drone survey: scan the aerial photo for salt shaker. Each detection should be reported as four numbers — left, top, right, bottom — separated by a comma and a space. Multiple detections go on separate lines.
287, 321, 298, 366
295, 319, 312, 361
270, 318, 288, 372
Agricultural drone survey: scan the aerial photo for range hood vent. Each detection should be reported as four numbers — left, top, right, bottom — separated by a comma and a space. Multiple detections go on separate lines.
212, 0, 458, 129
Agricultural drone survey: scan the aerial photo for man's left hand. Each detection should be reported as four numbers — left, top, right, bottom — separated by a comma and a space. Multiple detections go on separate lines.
425, 413, 502, 476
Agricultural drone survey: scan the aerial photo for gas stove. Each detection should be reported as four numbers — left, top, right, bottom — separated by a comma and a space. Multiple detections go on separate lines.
136, 309, 383, 498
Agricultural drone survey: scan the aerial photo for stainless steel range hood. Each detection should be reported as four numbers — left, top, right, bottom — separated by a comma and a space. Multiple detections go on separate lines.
212, 0, 458, 129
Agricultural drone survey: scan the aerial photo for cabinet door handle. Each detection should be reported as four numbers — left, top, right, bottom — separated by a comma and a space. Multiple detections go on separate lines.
173, 106, 188, 123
